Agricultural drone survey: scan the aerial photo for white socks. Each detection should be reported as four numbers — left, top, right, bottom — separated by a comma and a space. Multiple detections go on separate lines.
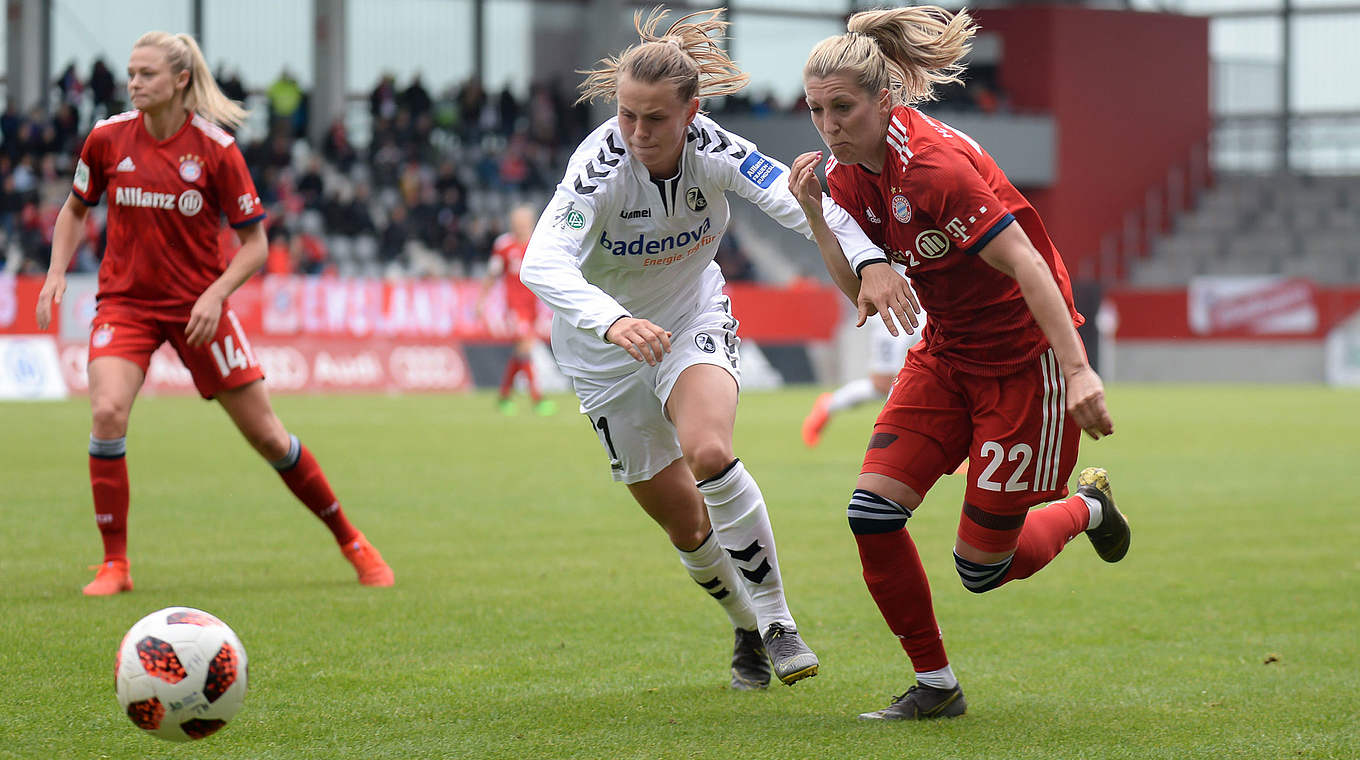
675, 531, 758, 631
697, 459, 794, 632
828, 377, 881, 413
916, 664, 959, 690
1081, 494, 1103, 530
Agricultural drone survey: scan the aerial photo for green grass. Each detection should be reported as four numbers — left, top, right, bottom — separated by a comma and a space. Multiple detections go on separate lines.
1, 385, 1357, 759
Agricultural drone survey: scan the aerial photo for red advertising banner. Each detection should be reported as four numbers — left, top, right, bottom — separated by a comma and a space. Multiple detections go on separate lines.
56, 337, 472, 395
4, 274, 845, 342
0, 275, 45, 334
1109, 281, 1360, 341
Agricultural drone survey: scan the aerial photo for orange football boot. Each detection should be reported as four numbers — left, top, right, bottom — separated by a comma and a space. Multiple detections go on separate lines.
83, 559, 133, 596
801, 392, 833, 448
341, 533, 395, 587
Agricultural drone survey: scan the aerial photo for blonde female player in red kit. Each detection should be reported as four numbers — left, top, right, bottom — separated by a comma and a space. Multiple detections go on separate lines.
35, 32, 393, 595
789, 6, 1131, 719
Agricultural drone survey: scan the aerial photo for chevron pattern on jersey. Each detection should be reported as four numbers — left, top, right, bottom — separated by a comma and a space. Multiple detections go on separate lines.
687, 125, 747, 159
573, 131, 627, 194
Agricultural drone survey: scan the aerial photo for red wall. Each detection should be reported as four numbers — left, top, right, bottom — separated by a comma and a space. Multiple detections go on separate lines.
975, 7, 1210, 278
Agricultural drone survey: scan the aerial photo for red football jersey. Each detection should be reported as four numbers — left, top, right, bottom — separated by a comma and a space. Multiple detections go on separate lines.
826, 105, 1082, 376
72, 110, 265, 314
490, 232, 539, 316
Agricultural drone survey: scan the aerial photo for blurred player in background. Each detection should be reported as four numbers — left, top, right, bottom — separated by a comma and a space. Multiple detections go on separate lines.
521, 7, 893, 690
35, 31, 394, 595
802, 279, 924, 447
476, 204, 555, 416
790, 6, 1130, 719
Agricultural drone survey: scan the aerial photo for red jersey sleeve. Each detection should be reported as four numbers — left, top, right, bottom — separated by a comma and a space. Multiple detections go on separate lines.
906, 146, 1013, 255
72, 130, 108, 205
214, 144, 266, 228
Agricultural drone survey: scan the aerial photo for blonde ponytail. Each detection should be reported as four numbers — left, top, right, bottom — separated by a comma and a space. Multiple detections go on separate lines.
133, 31, 248, 129
576, 6, 749, 106
804, 6, 977, 106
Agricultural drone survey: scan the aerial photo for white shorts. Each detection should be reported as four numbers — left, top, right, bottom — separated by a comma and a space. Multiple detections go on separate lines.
570, 298, 740, 485
867, 314, 924, 376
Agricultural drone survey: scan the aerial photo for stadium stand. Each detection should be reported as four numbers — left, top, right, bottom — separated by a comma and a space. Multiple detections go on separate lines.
1132, 173, 1360, 286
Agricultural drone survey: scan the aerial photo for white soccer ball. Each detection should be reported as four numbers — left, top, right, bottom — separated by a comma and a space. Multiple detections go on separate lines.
114, 607, 248, 741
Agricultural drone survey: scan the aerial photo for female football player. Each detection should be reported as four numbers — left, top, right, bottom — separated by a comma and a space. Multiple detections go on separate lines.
790, 6, 1131, 719
475, 204, 555, 416
520, 7, 902, 690
35, 31, 393, 595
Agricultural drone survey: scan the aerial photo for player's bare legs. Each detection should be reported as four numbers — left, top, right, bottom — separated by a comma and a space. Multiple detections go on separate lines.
667, 364, 818, 685
82, 357, 146, 595
626, 458, 711, 550
217, 380, 393, 587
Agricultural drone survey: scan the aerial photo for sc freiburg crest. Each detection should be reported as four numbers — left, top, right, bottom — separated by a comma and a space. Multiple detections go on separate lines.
686, 187, 707, 212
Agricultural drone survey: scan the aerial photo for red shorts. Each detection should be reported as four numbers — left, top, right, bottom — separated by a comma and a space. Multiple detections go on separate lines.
507, 303, 538, 341
862, 347, 1081, 550
89, 300, 265, 399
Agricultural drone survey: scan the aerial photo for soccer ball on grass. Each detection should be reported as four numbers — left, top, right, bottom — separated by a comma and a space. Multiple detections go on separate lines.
114, 606, 248, 741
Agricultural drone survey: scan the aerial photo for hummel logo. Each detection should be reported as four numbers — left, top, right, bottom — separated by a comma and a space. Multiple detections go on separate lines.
116, 157, 136, 172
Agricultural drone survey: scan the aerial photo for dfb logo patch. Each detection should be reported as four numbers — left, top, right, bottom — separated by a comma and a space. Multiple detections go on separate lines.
695, 333, 716, 353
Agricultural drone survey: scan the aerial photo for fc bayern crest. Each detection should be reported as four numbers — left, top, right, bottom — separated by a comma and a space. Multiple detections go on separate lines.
891, 194, 912, 223
179, 156, 202, 183
92, 324, 115, 348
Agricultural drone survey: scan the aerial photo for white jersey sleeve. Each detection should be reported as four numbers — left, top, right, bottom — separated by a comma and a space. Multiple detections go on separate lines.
520, 138, 628, 342
693, 116, 883, 272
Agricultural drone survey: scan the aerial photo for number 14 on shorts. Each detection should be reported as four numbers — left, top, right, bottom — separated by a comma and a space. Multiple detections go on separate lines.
210, 335, 254, 378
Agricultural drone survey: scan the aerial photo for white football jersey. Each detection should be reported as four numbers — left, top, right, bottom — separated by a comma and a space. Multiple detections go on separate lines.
521, 113, 884, 379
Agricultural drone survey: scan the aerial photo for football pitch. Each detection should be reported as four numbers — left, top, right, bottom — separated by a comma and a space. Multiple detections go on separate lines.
2, 385, 1357, 759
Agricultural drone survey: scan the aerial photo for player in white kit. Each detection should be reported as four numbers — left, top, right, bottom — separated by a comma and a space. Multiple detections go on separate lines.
520, 7, 897, 689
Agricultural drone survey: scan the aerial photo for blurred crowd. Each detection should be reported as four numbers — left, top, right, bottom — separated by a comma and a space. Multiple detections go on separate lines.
1, 59, 1005, 283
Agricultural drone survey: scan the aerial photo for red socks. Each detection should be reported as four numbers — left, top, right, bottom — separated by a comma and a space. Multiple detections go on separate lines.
275, 440, 359, 545
1002, 493, 1089, 584
855, 529, 950, 672
89, 452, 129, 562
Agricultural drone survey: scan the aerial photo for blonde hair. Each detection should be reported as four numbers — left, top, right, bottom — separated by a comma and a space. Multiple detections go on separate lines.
133, 31, 248, 129
803, 6, 977, 106
576, 6, 749, 106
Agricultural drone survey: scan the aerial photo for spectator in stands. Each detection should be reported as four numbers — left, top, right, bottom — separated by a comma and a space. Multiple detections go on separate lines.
216, 65, 247, 105
52, 103, 80, 154
1, 102, 22, 151
379, 203, 411, 269
371, 73, 398, 122
265, 226, 296, 275
323, 117, 359, 173
295, 155, 325, 208
90, 58, 119, 117
401, 73, 433, 119
455, 78, 487, 140
55, 63, 85, 109
497, 87, 521, 134
268, 69, 306, 137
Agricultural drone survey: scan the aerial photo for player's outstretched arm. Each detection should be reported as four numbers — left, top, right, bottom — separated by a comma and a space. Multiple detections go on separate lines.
790, 151, 858, 300
978, 223, 1113, 440
789, 151, 918, 338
